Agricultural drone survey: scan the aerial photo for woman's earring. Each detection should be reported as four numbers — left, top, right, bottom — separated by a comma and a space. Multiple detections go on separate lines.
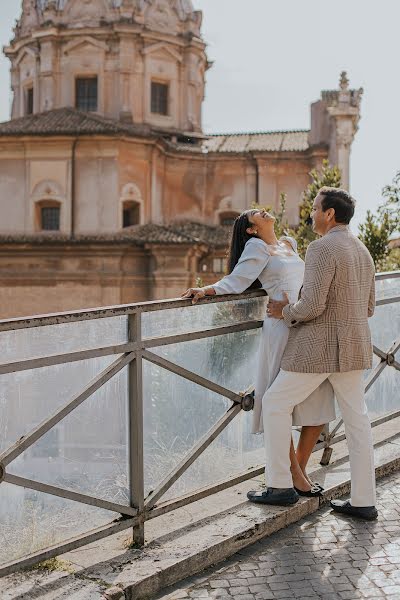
254, 230, 258, 235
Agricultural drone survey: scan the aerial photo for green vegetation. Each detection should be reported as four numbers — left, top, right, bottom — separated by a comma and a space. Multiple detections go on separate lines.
296, 161, 342, 258
358, 170, 400, 271
31, 557, 74, 573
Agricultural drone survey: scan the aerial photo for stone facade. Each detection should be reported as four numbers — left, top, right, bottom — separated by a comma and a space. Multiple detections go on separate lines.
0, 1, 363, 318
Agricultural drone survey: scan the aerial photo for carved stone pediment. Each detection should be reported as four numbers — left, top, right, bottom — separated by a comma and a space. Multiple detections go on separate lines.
62, 35, 109, 55
63, 0, 110, 26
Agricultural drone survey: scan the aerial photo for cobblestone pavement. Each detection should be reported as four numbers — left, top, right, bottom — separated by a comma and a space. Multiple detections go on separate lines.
157, 470, 400, 600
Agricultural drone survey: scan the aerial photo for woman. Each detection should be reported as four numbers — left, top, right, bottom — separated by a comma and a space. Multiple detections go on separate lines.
182, 208, 336, 495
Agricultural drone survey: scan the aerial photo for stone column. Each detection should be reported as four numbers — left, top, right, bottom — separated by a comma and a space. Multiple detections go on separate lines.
327, 72, 363, 191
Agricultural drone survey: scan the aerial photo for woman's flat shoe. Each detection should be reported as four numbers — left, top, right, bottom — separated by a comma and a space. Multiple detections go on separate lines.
294, 484, 323, 497
310, 482, 324, 492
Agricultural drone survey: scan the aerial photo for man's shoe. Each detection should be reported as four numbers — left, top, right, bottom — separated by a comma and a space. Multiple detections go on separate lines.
247, 487, 299, 506
330, 500, 378, 521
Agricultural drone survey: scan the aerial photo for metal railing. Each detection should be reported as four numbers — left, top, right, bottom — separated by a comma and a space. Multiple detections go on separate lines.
0, 272, 399, 577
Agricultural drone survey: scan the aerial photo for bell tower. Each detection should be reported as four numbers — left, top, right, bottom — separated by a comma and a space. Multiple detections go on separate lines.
310, 72, 363, 190
5, 0, 209, 133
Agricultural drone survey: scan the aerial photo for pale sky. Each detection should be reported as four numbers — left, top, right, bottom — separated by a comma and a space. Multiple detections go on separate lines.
1, 0, 399, 231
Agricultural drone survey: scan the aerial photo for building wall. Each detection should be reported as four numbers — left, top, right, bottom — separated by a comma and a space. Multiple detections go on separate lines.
0, 244, 153, 318
0, 135, 329, 237
0, 135, 331, 318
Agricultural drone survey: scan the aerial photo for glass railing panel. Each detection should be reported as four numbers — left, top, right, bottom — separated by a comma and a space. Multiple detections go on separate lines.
8, 362, 129, 505
150, 328, 261, 395
369, 301, 399, 354
0, 483, 114, 565
0, 316, 127, 364
375, 274, 400, 301
365, 366, 399, 420
0, 356, 119, 453
143, 361, 232, 498
142, 296, 267, 340
165, 411, 265, 501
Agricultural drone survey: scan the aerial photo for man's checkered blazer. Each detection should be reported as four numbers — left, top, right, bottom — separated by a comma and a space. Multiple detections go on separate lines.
282, 224, 375, 373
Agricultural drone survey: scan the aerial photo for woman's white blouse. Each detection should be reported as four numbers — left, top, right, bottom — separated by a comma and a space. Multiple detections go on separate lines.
212, 236, 304, 303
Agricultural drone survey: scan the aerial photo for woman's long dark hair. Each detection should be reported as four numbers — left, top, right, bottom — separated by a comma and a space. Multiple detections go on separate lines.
227, 210, 262, 290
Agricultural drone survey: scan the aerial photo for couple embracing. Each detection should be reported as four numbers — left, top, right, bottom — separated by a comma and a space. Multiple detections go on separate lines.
183, 187, 377, 521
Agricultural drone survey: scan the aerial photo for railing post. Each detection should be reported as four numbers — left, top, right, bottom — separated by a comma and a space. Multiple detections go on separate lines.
128, 312, 145, 546
320, 423, 333, 466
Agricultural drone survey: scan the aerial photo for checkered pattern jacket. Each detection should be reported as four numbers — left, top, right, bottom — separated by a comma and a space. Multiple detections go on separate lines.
281, 225, 375, 373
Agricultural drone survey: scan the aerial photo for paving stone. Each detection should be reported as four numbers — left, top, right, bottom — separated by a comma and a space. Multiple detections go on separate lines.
189, 590, 210, 598
157, 470, 400, 600
209, 580, 230, 589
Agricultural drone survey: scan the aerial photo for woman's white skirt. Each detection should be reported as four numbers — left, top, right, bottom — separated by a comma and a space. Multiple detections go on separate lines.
252, 317, 336, 434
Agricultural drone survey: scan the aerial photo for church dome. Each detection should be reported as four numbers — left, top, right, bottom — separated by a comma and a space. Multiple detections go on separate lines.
9, 0, 207, 131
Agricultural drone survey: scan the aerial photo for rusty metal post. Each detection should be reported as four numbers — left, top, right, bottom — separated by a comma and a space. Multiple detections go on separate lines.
320, 424, 333, 466
128, 312, 145, 546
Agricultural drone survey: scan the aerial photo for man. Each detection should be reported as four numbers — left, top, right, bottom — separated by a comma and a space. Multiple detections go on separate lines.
247, 187, 377, 520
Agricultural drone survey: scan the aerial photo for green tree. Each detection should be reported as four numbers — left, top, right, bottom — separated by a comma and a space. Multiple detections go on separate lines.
381, 170, 400, 233
358, 210, 392, 270
359, 170, 400, 271
296, 160, 342, 258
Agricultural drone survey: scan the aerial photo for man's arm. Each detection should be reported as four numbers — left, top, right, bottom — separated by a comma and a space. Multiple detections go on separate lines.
368, 271, 376, 318
282, 240, 336, 328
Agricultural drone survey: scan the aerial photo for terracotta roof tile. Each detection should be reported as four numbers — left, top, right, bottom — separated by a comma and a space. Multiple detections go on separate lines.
0, 223, 231, 248
0, 110, 310, 156
203, 130, 309, 153
0, 108, 152, 137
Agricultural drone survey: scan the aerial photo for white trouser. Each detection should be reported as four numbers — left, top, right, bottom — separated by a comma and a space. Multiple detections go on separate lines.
262, 369, 376, 507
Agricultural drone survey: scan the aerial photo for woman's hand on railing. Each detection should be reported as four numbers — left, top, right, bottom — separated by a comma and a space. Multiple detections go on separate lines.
181, 287, 216, 305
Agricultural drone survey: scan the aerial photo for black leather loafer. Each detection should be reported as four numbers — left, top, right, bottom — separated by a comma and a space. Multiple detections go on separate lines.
247, 487, 299, 506
330, 499, 378, 520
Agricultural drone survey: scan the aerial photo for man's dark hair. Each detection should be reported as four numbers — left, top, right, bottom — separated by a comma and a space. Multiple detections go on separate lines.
319, 186, 356, 224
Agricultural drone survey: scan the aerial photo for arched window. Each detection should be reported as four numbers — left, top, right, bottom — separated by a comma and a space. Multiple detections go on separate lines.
35, 200, 61, 232
122, 201, 140, 228
219, 211, 240, 226
120, 183, 143, 228
31, 180, 65, 233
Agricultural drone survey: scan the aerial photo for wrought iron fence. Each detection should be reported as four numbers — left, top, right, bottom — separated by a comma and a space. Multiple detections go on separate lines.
0, 271, 399, 577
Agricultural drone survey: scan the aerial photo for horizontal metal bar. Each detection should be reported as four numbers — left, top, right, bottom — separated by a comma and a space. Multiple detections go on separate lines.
0, 352, 134, 468
0, 270, 396, 334
142, 350, 242, 404
147, 464, 265, 520
375, 270, 400, 280
316, 407, 400, 452
145, 404, 242, 509
376, 295, 400, 306
142, 319, 264, 350
313, 432, 346, 452
0, 320, 263, 376
370, 408, 400, 429
3, 473, 137, 517
0, 515, 138, 578
0, 343, 134, 376
0, 290, 267, 333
